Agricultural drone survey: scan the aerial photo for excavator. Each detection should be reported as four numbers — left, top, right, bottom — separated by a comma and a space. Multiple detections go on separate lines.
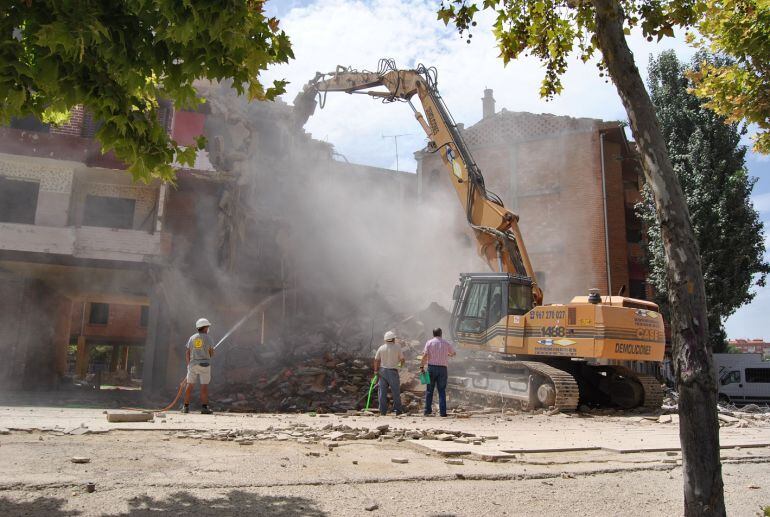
294, 59, 665, 411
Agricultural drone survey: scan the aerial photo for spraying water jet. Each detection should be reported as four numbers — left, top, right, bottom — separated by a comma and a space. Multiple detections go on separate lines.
214, 290, 286, 350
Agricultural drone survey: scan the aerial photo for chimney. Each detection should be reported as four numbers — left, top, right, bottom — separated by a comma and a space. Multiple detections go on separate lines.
482, 88, 495, 119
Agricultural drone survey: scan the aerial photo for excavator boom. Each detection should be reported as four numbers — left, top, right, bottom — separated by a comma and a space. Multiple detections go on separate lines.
296, 60, 543, 305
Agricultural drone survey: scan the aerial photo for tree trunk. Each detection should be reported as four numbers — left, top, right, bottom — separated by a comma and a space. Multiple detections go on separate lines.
590, 0, 725, 515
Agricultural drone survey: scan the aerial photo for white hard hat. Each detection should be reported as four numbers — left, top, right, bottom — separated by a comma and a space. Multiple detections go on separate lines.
384, 331, 397, 342
196, 318, 211, 329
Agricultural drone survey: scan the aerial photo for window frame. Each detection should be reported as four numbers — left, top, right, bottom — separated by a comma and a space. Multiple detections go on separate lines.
88, 303, 110, 325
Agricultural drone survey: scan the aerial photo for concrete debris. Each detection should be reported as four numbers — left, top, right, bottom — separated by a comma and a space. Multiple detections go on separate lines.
205, 309, 436, 413
158, 425, 476, 446
718, 414, 740, 424
445, 458, 464, 465
106, 411, 153, 423
391, 457, 409, 464
364, 502, 379, 511
85, 482, 95, 493
71, 457, 91, 464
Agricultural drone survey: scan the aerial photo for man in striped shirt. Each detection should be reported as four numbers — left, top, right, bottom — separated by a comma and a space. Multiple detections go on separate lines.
420, 327, 456, 417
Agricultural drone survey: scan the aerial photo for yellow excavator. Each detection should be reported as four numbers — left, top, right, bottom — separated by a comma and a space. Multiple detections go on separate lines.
295, 59, 665, 411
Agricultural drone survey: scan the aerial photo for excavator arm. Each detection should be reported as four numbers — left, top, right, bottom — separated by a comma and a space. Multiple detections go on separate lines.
295, 60, 543, 305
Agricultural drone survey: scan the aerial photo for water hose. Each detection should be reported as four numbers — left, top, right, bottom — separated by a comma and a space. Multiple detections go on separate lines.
364, 375, 378, 411
122, 376, 187, 413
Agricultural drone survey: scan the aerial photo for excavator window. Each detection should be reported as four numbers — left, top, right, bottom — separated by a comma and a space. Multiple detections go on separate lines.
488, 284, 504, 325
508, 282, 532, 316
457, 281, 507, 333
458, 282, 491, 333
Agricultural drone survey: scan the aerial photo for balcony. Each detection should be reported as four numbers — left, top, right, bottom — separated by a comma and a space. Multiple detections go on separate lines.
0, 222, 170, 263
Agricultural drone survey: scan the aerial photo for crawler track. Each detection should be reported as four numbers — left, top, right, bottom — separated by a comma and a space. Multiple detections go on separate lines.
450, 360, 581, 411
450, 360, 663, 412
516, 361, 581, 411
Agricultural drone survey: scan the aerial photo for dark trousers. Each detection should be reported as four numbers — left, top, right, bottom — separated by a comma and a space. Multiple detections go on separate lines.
424, 365, 448, 416
378, 368, 403, 415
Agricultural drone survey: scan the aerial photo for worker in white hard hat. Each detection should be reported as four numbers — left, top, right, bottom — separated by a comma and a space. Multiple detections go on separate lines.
182, 318, 215, 414
372, 330, 405, 416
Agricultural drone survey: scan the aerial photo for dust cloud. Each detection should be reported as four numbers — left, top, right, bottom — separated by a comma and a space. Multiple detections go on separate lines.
196, 79, 484, 339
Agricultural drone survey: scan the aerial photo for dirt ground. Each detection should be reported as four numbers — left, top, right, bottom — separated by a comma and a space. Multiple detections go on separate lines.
1, 404, 769, 516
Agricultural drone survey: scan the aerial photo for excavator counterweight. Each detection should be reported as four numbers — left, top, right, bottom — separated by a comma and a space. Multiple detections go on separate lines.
296, 59, 665, 411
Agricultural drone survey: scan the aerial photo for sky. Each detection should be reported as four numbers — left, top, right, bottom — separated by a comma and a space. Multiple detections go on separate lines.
263, 0, 770, 340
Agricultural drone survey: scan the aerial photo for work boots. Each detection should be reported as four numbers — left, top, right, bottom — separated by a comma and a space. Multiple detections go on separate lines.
201, 405, 213, 415
181, 404, 189, 414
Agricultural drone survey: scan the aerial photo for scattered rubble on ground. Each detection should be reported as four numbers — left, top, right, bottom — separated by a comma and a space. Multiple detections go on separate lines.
715, 404, 770, 428
168, 421, 493, 446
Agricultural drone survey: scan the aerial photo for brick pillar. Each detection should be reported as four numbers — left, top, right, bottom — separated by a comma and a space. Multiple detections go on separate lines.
76, 336, 88, 379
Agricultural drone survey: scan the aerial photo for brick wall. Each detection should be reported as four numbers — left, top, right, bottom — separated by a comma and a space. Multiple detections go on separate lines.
70, 302, 148, 342
49, 106, 85, 137
417, 113, 647, 305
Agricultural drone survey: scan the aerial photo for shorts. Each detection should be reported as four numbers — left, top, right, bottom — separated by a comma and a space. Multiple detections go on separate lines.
187, 363, 211, 385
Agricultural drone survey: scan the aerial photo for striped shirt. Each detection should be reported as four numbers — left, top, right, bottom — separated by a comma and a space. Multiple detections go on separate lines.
423, 337, 456, 367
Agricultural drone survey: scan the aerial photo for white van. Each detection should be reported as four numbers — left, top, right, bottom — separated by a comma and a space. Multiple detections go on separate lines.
714, 353, 770, 405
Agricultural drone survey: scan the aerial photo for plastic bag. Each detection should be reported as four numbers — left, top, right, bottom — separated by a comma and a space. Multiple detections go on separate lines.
419, 370, 430, 385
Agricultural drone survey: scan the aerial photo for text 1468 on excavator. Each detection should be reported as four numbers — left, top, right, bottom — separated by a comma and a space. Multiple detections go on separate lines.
295, 59, 665, 411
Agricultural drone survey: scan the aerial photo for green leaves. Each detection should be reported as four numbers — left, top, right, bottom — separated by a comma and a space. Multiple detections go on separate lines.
688, 0, 770, 154
434, 0, 708, 99
640, 50, 769, 350
0, 0, 293, 182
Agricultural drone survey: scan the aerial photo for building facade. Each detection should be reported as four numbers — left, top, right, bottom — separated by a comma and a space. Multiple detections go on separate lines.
0, 95, 417, 392
416, 90, 650, 306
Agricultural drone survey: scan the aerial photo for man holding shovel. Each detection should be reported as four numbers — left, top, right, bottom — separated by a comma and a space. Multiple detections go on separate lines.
372, 331, 405, 416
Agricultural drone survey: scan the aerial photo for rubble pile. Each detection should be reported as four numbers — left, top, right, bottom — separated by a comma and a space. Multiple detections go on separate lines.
210, 305, 446, 413
213, 352, 424, 413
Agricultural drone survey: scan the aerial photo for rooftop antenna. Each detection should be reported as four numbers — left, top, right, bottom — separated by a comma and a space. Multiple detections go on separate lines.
381, 133, 412, 172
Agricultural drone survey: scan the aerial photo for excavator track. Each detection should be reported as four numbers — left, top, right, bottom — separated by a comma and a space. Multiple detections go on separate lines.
592, 365, 664, 411
514, 361, 581, 411
639, 374, 664, 410
449, 360, 581, 412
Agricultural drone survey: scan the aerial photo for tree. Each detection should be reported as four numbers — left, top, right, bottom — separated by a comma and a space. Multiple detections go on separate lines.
640, 50, 769, 353
0, 1, 293, 181
688, 0, 770, 154
438, 1, 726, 514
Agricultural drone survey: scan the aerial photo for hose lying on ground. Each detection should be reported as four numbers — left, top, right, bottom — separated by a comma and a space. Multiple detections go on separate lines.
121, 377, 187, 413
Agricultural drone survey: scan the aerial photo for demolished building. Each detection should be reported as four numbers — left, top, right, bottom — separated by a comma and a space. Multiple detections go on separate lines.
0, 89, 428, 395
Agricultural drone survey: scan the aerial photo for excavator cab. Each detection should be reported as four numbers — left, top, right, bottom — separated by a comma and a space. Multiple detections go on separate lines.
450, 273, 533, 342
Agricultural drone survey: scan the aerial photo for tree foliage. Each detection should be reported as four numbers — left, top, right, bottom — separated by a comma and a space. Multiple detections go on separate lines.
640, 50, 769, 351
688, 0, 770, 154
0, 0, 293, 181
438, 0, 698, 98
